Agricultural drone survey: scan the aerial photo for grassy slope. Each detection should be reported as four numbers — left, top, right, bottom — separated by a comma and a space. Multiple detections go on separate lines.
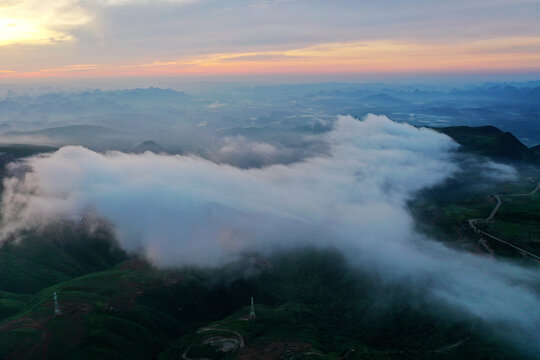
159, 250, 516, 360
410, 166, 540, 260
0, 244, 520, 360
410, 125, 540, 260
434, 125, 539, 163
479, 191, 540, 253
0, 242, 514, 359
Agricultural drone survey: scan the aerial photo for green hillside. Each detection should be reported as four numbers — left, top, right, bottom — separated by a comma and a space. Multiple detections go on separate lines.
0, 234, 521, 359
434, 125, 539, 162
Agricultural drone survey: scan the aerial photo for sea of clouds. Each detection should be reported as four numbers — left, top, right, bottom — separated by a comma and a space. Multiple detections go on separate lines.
0, 114, 538, 352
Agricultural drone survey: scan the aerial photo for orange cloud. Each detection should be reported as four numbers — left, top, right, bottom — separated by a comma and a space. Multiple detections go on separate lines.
2, 37, 540, 78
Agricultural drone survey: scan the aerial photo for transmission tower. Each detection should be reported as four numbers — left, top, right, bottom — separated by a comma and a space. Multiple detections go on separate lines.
249, 297, 256, 320
53, 291, 63, 316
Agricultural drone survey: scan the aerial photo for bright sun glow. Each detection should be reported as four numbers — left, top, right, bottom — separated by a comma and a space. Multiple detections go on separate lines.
0, 17, 70, 45
0, 0, 90, 46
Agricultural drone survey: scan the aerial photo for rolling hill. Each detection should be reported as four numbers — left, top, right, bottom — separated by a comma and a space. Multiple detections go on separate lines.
434, 125, 540, 163
0, 237, 515, 360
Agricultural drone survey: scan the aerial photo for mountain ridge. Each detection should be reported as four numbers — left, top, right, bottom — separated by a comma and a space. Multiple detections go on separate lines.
433, 125, 540, 163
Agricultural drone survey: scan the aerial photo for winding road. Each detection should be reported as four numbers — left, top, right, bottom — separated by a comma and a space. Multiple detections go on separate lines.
468, 178, 540, 262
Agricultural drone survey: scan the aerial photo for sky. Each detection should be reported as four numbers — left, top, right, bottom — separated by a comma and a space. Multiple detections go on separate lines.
1, 0, 540, 79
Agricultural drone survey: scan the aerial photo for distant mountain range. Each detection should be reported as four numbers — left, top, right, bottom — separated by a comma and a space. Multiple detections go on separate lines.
0, 125, 133, 151
0, 123, 538, 165
3, 125, 113, 139
362, 93, 408, 106
449, 85, 540, 102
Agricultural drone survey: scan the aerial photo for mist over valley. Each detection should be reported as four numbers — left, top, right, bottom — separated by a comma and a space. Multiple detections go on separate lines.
0, 83, 539, 359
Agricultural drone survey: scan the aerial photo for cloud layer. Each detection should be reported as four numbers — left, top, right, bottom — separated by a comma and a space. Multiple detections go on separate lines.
1, 114, 539, 352
0, 114, 459, 264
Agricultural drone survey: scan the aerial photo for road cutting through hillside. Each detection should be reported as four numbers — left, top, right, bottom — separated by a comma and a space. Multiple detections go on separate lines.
468, 178, 540, 262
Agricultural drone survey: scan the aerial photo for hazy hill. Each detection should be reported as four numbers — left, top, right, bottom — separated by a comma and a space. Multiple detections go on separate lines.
362, 93, 408, 106
0, 144, 59, 192
0, 144, 57, 157
1, 125, 132, 150
449, 85, 540, 102
3, 125, 113, 139
531, 144, 540, 156
132, 140, 168, 154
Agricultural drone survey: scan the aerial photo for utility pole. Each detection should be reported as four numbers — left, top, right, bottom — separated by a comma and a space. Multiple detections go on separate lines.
54, 291, 63, 316
249, 297, 256, 320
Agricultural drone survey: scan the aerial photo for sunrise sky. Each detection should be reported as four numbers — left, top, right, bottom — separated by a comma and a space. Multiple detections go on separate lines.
1, 0, 539, 80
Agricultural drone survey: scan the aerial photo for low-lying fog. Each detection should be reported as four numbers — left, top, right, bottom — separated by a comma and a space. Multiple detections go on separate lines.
0, 113, 538, 355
